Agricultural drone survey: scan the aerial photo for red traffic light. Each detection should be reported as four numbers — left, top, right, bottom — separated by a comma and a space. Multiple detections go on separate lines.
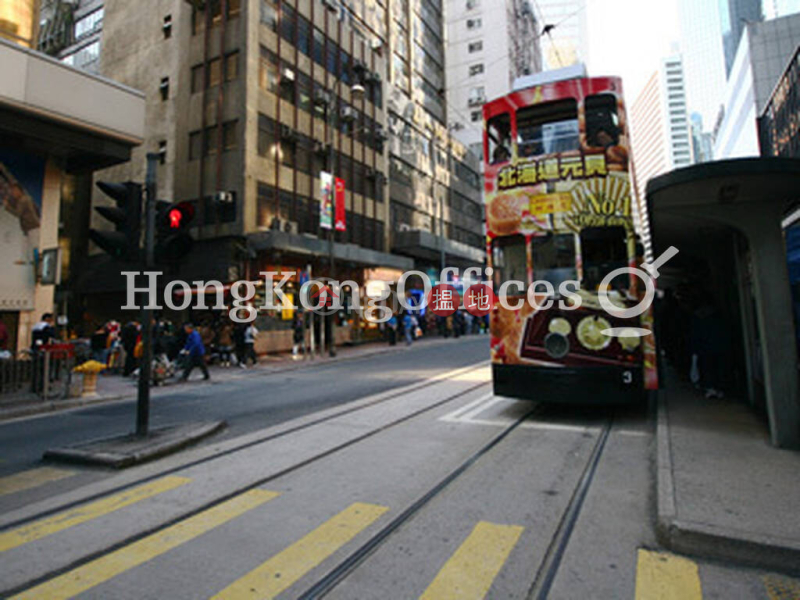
169, 208, 182, 229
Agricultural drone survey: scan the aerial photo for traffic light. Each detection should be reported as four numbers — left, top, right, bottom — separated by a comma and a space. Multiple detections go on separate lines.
89, 181, 142, 261
155, 200, 195, 262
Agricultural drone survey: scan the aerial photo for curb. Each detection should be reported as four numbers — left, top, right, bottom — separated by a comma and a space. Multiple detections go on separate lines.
43, 421, 226, 469
0, 338, 460, 423
655, 390, 800, 573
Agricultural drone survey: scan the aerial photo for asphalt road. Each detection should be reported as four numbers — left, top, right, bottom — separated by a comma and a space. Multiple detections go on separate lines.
0, 336, 488, 480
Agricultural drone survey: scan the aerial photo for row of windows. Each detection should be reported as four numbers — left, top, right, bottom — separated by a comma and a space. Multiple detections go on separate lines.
190, 52, 238, 93
259, 49, 385, 151
262, 0, 383, 110
62, 40, 100, 69
453, 160, 481, 190
258, 115, 386, 203
188, 121, 238, 160
74, 8, 103, 40
257, 183, 385, 251
192, 0, 241, 34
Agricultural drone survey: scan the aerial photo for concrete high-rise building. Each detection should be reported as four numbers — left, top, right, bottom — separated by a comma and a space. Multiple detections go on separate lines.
677, 0, 726, 150
445, 0, 542, 157
764, 0, 800, 19
719, 0, 763, 77
36, 0, 484, 343
714, 12, 800, 158
629, 55, 693, 237
534, 0, 587, 70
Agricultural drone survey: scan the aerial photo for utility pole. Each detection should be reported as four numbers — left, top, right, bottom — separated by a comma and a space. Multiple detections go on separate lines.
326, 86, 338, 358
136, 153, 158, 437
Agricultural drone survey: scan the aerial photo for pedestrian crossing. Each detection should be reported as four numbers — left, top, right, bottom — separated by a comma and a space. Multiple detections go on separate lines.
0, 473, 797, 599
0, 466, 76, 496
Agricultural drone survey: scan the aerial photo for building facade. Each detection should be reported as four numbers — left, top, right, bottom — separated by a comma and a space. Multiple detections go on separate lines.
759, 45, 800, 158
445, 0, 541, 159
719, 0, 763, 78
35, 0, 483, 347
714, 12, 800, 159
0, 0, 40, 47
534, 0, 586, 70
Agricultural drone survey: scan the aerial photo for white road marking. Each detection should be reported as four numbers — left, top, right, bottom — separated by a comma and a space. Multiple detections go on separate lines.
440, 395, 594, 432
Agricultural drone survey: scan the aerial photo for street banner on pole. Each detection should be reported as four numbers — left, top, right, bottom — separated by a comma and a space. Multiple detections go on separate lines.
335, 177, 346, 232
320, 171, 333, 230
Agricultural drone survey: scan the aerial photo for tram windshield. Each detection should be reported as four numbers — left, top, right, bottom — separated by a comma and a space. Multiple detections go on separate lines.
517, 99, 579, 157
492, 235, 527, 291
580, 226, 628, 290
531, 234, 577, 287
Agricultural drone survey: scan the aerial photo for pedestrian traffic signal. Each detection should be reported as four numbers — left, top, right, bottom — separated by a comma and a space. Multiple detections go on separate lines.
155, 200, 195, 262
89, 181, 142, 261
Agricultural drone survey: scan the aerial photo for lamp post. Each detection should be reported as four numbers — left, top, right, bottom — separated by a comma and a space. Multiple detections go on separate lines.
322, 76, 365, 357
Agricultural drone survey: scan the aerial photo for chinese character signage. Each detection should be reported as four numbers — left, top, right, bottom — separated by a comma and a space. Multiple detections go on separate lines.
335, 177, 346, 232
320, 171, 333, 230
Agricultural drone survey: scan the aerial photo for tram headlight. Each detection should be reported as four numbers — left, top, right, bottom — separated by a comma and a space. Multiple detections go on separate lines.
544, 332, 570, 359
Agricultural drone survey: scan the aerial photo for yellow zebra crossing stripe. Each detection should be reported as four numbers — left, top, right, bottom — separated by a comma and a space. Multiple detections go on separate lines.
10, 488, 280, 600
211, 502, 388, 599
419, 521, 524, 600
635, 549, 702, 600
0, 467, 76, 497
0, 475, 191, 552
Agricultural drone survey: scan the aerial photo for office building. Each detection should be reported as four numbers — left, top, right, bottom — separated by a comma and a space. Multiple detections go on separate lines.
719, 0, 763, 77
714, 12, 800, 158
35, 0, 483, 347
534, 0, 587, 70
445, 0, 542, 158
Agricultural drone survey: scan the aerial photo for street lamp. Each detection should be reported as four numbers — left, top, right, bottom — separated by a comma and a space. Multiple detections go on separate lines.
322, 77, 365, 357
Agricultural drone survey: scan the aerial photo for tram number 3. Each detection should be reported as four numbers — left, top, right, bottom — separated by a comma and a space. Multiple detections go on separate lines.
622, 371, 633, 385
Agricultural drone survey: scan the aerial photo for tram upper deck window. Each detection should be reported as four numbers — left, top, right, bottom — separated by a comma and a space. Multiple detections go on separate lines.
585, 94, 620, 148
492, 235, 527, 291
581, 226, 628, 290
531, 234, 577, 287
487, 113, 512, 165
516, 99, 579, 157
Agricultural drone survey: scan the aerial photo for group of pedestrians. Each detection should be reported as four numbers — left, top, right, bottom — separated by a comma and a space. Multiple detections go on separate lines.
386, 309, 489, 346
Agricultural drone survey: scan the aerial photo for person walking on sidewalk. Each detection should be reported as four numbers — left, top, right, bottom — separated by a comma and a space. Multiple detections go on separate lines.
180, 323, 209, 382
241, 322, 258, 368
218, 321, 234, 367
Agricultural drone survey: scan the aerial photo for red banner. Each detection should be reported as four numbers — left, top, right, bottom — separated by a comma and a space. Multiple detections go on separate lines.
335, 177, 346, 231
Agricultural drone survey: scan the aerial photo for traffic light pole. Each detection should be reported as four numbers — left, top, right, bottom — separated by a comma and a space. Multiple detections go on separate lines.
136, 153, 158, 437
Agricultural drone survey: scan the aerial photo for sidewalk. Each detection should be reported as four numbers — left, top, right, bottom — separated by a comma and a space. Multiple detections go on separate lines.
0, 337, 459, 422
656, 372, 800, 572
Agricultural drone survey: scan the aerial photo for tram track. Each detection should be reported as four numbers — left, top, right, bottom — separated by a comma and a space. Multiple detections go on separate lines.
2, 365, 493, 597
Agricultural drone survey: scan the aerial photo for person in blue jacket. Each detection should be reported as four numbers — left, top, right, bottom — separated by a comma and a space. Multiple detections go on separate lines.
180, 323, 210, 382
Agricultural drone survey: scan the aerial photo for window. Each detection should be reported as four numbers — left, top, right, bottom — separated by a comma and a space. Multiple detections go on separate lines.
468, 41, 482, 53
223, 121, 237, 150
297, 72, 312, 113
260, 0, 277, 30
531, 234, 577, 287
257, 183, 276, 228
580, 227, 628, 291
297, 15, 311, 56
585, 94, 619, 148
468, 85, 485, 106
327, 41, 339, 76
466, 0, 480, 8
313, 28, 325, 65
62, 41, 100, 70
225, 52, 238, 81
470, 110, 481, 122
74, 8, 103, 40
158, 141, 167, 164
516, 99, 579, 157
160, 77, 169, 100
258, 114, 277, 157
280, 4, 296, 45
163, 15, 172, 38
466, 18, 481, 29
189, 131, 202, 160
209, 57, 222, 87
487, 113, 511, 164
192, 64, 204, 93
259, 47, 279, 93
469, 64, 484, 76
492, 235, 527, 289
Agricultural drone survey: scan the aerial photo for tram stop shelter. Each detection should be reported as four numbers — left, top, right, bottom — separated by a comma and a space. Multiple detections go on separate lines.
646, 158, 800, 449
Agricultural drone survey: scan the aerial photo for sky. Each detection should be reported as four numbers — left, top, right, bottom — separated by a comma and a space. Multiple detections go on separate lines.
584, 0, 681, 102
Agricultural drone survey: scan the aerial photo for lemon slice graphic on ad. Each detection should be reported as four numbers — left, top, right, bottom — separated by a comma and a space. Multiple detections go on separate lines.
576, 316, 612, 351
548, 318, 572, 336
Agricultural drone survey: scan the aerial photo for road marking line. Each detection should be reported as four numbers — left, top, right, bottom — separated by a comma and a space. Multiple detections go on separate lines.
211, 502, 388, 599
634, 549, 702, 600
0, 475, 191, 553
0, 467, 76, 497
440, 394, 494, 422
10, 488, 280, 600
419, 521, 524, 600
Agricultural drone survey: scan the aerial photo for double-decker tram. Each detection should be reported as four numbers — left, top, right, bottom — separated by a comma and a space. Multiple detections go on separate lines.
483, 68, 658, 403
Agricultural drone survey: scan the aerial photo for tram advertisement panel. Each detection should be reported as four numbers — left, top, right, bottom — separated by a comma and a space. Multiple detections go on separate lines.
483, 77, 658, 390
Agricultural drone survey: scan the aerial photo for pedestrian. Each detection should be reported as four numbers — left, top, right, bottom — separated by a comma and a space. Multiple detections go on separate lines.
387, 313, 398, 346
90, 324, 109, 363
689, 299, 728, 399
242, 321, 258, 368
30, 313, 56, 393
0, 318, 9, 352
218, 321, 234, 367
292, 312, 304, 359
179, 323, 209, 381
402, 311, 414, 346
120, 320, 139, 377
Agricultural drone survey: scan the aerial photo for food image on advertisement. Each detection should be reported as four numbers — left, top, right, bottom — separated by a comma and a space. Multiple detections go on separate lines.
0, 161, 41, 234
487, 193, 525, 236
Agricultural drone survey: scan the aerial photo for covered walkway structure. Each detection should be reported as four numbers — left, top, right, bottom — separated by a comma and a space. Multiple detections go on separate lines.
647, 158, 800, 448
